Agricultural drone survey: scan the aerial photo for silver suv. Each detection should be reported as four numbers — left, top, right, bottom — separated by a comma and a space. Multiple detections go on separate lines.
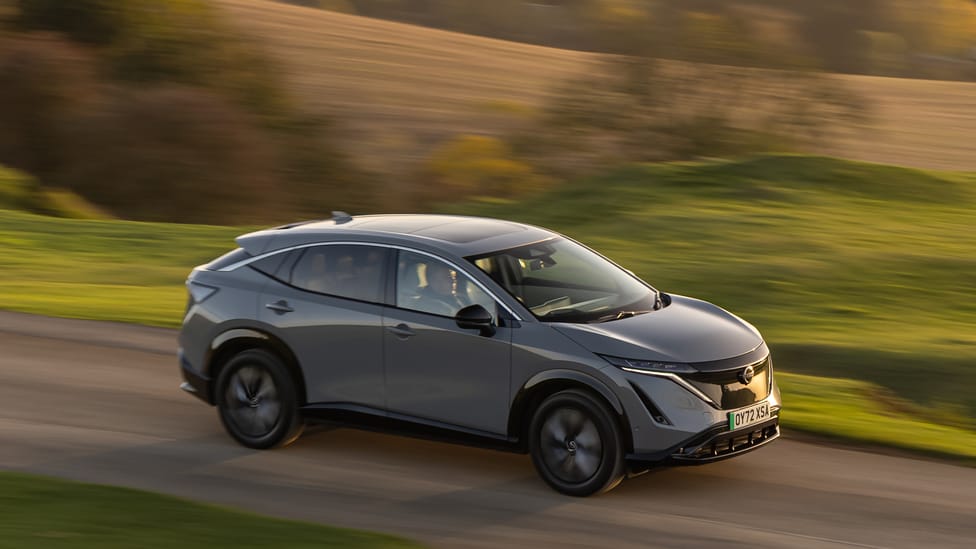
179, 213, 780, 496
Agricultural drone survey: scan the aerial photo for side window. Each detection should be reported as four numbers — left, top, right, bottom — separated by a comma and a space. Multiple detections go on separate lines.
206, 248, 251, 271
289, 245, 388, 304
249, 250, 292, 280
396, 250, 495, 318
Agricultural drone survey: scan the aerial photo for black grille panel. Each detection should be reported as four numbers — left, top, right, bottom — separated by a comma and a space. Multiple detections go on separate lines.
628, 382, 672, 425
674, 420, 779, 462
682, 357, 771, 410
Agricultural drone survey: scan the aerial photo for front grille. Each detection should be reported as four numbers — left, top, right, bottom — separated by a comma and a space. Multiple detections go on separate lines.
674, 420, 779, 461
681, 356, 771, 410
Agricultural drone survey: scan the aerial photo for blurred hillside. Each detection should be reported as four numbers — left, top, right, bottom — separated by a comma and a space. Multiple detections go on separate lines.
279, 0, 976, 80
220, 0, 976, 178
2, 0, 975, 221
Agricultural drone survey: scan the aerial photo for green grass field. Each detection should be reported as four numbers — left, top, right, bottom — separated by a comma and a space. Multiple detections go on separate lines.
1, 154, 973, 458
0, 472, 419, 548
0, 214, 242, 325
776, 372, 975, 462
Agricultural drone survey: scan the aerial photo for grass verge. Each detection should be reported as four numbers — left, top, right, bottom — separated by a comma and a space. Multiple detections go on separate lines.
777, 373, 976, 463
0, 472, 419, 548
0, 210, 240, 326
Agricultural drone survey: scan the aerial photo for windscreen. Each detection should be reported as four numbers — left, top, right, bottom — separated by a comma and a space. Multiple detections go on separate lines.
468, 238, 656, 323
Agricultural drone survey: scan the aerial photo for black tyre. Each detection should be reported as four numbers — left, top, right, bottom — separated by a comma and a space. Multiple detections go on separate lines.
215, 349, 304, 449
528, 389, 626, 496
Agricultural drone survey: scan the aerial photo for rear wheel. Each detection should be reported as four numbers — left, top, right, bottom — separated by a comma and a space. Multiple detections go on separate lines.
529, 389, 625, 496
215, 349, 303, 449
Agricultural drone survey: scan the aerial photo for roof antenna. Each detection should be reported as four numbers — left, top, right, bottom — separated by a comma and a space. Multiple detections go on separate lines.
331, 211, 353, 224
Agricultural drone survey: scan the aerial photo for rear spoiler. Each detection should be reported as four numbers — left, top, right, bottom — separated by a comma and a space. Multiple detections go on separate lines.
234, 213, 348, 255
234, 230, 278, 256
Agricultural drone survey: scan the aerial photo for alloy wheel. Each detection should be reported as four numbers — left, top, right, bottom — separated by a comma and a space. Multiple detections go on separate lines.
223, 364, 281, 438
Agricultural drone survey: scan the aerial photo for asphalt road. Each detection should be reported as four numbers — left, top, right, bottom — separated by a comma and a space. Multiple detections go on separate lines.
1, 311, 974, 548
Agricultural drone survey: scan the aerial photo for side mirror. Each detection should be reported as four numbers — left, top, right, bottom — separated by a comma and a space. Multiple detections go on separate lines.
455, 304, 496, 337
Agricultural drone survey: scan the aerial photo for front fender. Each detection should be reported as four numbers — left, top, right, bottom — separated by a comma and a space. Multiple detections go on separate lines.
507, 368, 629, 449
520, 369, 624, 414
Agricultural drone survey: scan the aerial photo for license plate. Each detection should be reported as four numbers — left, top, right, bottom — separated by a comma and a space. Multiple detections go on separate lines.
728, 401, 770, 431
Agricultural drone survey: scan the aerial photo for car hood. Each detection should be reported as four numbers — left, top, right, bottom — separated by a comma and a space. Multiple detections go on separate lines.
551, 294, 763, 368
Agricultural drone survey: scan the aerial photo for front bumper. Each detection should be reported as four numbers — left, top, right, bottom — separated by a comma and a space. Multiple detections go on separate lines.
669, 416, 780, 463
627, 415, 780, 466
179, 350, 213, 405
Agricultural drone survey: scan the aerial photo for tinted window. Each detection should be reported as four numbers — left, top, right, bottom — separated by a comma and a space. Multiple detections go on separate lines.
289, 245, 388, 304
206, 248, 251, 270
249, 251, 291, 280
396, 250, 495, 318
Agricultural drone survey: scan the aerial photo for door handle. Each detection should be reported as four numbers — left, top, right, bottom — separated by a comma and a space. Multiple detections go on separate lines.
265, 300, 294, 314
386, 323, 415, 339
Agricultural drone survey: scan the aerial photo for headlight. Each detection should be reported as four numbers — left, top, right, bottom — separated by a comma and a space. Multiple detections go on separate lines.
602, 355, 717, 408
600, 355, 697, 374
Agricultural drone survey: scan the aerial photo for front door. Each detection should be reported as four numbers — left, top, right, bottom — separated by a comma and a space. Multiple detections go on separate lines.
383, 250, 512, 434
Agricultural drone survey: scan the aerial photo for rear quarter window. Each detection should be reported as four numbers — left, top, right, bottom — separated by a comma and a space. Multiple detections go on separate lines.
248, 250, 295, 280
205, 248, 251, 270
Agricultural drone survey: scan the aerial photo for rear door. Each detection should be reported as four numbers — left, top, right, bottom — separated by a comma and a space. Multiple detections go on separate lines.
258, 244, 390, 408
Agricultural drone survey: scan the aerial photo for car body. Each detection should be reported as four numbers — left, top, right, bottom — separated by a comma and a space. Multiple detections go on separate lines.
179, 213, 781, 496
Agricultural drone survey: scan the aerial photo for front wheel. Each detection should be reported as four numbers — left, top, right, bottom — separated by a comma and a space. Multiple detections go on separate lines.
215, 349, 303, 449
529, 389, 626, 496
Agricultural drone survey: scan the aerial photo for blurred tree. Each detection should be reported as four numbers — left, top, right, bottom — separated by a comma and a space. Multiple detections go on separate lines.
420, 135, 550, 202
578, 0, 657, 55
862, 31, 910, 75
886, 0, 976, 56
0, 165, 42, 212
0, 33, 100, 182
793, 0, 884, 74
317, 0, 356, 13
434, 0, 535, 42
14, 0, 124, 45
0, 0, 17, 26
679, 10, 760, 65
64, 86, 284, 224
533, 54, 869, 172
3, 0, 364, 222
14, 0, 289, 118
280, 0, 356, 11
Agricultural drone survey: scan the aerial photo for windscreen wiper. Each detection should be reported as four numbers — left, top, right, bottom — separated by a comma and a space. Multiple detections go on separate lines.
592, 310, 652, 323
539, 308, 580, 320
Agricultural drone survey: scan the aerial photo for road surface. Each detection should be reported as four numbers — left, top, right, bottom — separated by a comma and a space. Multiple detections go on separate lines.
1, 311, 973, 548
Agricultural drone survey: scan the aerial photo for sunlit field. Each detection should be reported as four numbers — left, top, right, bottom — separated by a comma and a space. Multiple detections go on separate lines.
2, 154, 973, 458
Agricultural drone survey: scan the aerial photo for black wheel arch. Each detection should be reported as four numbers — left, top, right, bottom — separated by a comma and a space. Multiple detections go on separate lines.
508, 369, 633, 454
206, 328, 307, 406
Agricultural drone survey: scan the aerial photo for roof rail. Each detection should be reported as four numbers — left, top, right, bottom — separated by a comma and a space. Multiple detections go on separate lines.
331, 211, 353, 224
